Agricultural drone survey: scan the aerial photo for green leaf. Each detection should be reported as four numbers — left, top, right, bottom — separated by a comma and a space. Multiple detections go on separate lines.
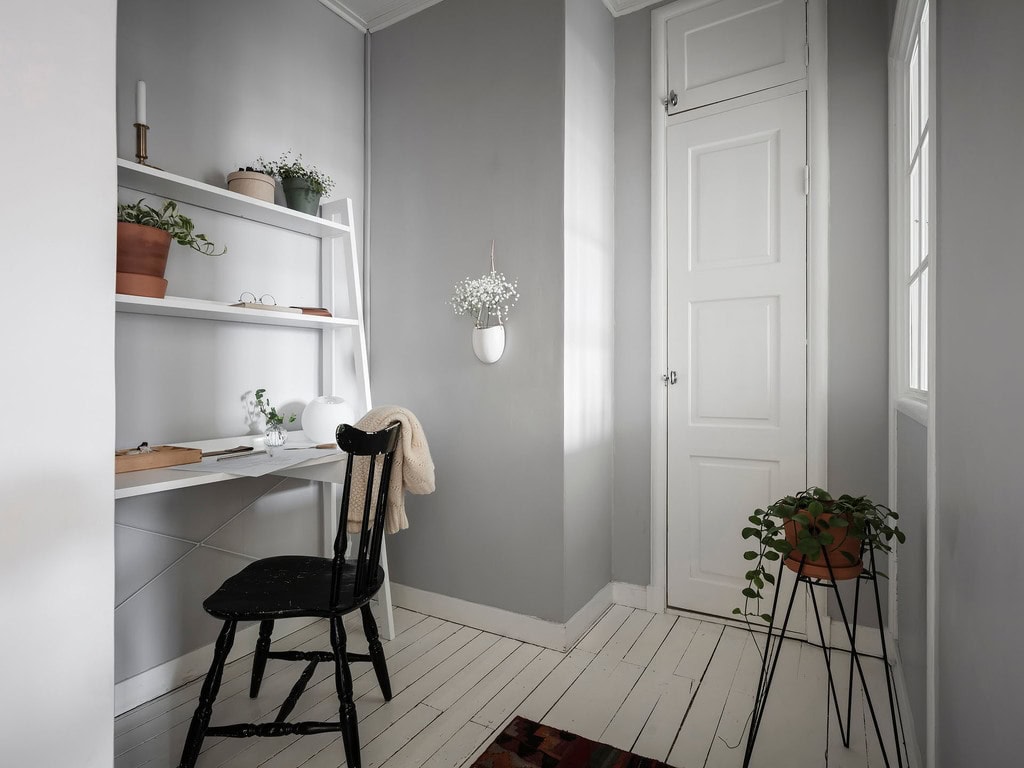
732, 608, 742, 615
741, 527, 760, 540
763, 572, 776, 584
760, 614, 773, 623
830, 516, 849, 527
764, 550, 780, 561
742, 587, 758, 599
743, 551, 758, 560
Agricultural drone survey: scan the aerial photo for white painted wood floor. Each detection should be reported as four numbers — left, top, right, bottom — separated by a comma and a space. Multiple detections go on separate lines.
114, 605, 907, 768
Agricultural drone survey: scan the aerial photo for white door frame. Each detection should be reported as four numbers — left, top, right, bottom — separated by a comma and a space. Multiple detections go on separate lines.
648, 0, 830, 635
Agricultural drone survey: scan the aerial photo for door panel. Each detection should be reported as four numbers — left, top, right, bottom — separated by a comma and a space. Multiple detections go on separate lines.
666, 91, 806, 624
666, 0, 806, 114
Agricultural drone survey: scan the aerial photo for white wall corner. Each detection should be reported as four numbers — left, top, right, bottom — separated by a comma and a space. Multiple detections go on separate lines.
604, 0, 669, 17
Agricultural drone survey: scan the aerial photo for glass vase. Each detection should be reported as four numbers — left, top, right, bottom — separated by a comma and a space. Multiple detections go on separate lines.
264, 422, 287, 456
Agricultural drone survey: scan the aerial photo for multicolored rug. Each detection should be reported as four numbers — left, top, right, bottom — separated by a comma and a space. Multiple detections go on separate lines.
469, 716, 675, 767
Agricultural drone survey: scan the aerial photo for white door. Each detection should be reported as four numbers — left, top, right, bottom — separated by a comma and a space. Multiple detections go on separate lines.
665, 91, 807, 624
664, 0, 807, 114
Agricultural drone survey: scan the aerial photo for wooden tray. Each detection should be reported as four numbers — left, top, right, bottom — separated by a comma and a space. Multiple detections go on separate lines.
115, 445, 202, 473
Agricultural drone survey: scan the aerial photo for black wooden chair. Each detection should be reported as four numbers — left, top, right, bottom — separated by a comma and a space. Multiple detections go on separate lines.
178, 421, 402, 768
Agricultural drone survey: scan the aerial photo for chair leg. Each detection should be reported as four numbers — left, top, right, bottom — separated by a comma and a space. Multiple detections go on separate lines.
249, 620, 275, 698
360, 604, 392, 700
179, 620, 237, 768
330, 615, 361, 768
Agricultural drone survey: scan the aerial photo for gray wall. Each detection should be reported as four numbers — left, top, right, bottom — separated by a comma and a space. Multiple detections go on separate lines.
895, 412, 927, 749
563, 0, 616, 616
825, 0, 892, 625
369, 0, 570, 621
611, 2, 893, 602
612, 8, 657, 587
935, 1, 1024, 763
114, 0, 366, 681
0, 0, 117, 763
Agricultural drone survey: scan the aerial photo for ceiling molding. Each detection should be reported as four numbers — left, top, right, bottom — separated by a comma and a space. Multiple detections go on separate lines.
318, 0, 449, 33
603, 0, 666, 16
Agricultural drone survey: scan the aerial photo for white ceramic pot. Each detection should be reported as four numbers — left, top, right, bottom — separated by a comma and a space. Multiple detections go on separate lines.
301, 395, 356, 444
472, 325, 505, 364
227, 170, 276, 203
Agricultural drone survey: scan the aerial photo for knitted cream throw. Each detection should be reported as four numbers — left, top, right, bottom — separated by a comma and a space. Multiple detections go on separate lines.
345, 406, 435, 534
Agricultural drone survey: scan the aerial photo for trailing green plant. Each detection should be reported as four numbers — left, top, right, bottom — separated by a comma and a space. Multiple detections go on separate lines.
254, 388, 296, 427
117, 198, 226, 255
253, 151, 335, 196
735, 487, 904, 623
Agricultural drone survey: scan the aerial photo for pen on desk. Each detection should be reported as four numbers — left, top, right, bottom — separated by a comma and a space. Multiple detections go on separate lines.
217, 450, 267, 461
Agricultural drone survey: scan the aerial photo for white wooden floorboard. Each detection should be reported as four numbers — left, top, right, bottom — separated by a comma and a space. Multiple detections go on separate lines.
114, 606, 903, 768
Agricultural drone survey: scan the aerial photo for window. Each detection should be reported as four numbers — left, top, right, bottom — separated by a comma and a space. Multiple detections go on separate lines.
892, 0, 932, 401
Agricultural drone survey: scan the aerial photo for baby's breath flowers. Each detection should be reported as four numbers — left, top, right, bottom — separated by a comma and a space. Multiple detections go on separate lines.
449, 241, 519, 329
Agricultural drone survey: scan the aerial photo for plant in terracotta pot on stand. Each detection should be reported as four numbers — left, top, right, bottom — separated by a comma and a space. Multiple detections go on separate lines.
116, 199, 226, 298
735, 487, 907, 768
255, 151, 334, 215
448, 240, 519, 364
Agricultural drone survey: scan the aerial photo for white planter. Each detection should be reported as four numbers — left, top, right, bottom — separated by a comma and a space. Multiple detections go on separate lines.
301, 395, 356, 444
227, 170, 276, 203
472, 325, 505, 364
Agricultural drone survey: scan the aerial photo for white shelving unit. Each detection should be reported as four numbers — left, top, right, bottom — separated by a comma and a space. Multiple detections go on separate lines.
115, 160, 392, 638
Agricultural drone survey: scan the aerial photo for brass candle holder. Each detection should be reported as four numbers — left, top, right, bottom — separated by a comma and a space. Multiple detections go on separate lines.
133, 122, 156, 167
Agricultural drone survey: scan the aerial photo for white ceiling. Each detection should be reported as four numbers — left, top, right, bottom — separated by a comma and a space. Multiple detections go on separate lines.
319, 0, 659, 33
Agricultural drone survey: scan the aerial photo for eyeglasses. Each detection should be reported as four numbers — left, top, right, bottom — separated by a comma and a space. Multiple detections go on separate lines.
238, 292, 278, 306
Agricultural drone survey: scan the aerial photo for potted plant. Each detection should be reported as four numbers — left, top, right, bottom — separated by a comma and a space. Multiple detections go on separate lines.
227, 166, 276, 203
254, 388, 296, 456
254, 151, 335, 215
735, 487, 904, 623
448, 241, 519, 364
117, 199, 226, 298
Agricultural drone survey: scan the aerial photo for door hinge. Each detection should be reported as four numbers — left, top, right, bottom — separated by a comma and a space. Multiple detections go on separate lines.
803, 165, 810, 196
661, 90, 678, 113
662, 370, 678, 386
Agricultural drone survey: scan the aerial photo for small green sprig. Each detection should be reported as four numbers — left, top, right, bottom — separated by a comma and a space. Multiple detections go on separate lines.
254, 388, 297, 427
118, 198, 226, 256
253, 151, 335, 196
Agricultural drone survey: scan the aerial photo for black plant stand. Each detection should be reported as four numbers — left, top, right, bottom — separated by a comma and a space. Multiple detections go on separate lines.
742, 540, 908, 767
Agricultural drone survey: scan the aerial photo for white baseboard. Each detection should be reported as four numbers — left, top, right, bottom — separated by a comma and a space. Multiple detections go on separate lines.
114, 616, 316, 716
611, 581, 651, 610
390, 582, 633, 651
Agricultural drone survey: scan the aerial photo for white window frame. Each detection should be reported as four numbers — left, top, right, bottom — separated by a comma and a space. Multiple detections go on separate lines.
888, 2, 937, 767
890, 0, 934, 424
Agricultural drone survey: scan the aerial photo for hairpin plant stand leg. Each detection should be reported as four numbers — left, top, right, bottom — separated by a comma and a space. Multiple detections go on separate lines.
742, 548, 909, 768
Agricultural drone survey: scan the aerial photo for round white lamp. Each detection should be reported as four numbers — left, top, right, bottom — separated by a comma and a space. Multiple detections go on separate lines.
301, 396, 356, 445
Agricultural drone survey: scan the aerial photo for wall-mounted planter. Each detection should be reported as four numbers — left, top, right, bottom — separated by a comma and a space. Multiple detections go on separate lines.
472, 325, 505, 364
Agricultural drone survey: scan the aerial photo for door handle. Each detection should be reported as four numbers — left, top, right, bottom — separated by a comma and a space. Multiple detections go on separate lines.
662, 371, 678, 385
661, 90, 678, 112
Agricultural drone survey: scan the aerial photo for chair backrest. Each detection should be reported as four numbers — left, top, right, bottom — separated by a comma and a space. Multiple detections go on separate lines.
331, 421, 402, 607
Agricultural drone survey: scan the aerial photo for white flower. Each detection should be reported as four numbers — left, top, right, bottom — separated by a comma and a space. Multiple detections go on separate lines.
449, 270, 519, 329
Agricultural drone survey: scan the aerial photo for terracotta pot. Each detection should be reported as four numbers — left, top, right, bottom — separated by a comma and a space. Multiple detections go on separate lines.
783, 505, 863, 580
227, 170, 276, 203
116, 222, 172, 298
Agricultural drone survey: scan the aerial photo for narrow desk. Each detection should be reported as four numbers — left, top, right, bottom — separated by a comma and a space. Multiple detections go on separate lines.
115, 434, 396, 641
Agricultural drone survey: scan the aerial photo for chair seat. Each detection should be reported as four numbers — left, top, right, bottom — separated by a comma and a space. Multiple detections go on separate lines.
203, 555, 385, 620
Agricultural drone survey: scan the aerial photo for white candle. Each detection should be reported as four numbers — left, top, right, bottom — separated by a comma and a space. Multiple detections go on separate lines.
136, 80, 147, 125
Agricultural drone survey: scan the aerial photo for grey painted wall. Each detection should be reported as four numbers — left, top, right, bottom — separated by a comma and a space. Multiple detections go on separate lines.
825, 0, 891, 625
612, 8, 657, 587
563, 0, 616, 617
895, 412, 927, 749
369, 0, 570, 621
611, 3, 893, 607
1, 0, 117, 763
935, 1, 1024, 762
114, 0, 366, 681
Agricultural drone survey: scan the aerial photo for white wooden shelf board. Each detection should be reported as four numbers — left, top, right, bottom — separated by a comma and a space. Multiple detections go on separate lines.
117, 159, 351, 238
114, 434, 347, 499
116, 294, 359, 329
